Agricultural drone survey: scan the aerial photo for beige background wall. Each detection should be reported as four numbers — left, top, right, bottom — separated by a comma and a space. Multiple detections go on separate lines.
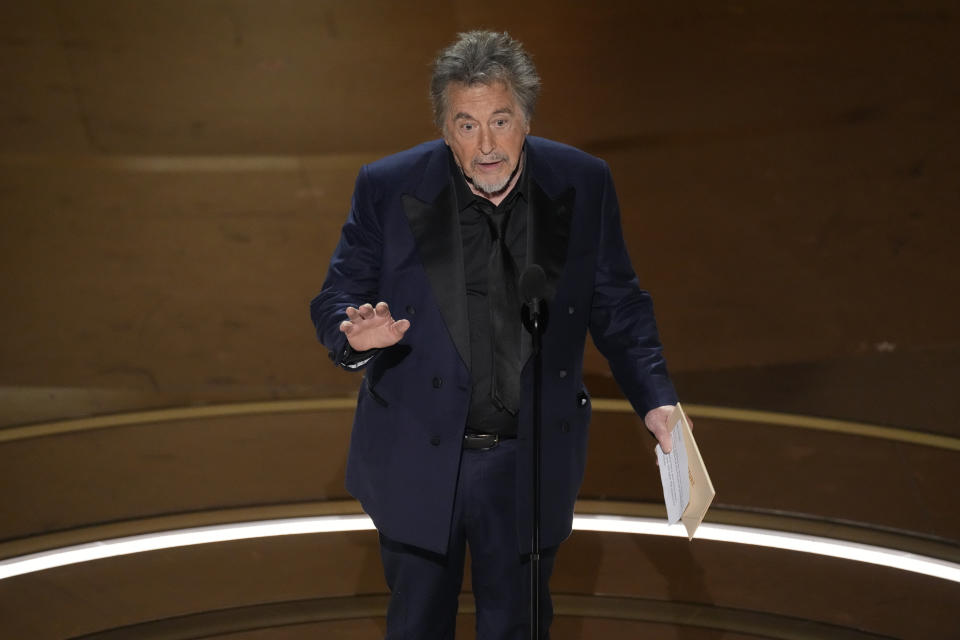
2, 1, 958, 428
2, 3, 959, 638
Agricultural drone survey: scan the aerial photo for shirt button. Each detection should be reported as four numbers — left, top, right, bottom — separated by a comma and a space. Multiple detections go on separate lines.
432, 377, 443, 388
558, 369, 567, 379
430, 436, 441, 446
560, 421, 570, 433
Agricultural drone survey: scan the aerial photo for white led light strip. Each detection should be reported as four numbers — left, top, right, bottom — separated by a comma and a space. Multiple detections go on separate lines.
1, 514, 957, 583
572, 515, 960, 583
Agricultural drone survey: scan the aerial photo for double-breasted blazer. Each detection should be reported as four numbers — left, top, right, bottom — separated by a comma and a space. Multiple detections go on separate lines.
311, 135, 677, 555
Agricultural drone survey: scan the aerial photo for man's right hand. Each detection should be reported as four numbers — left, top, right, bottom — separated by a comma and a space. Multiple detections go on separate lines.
340, 302, 411, 351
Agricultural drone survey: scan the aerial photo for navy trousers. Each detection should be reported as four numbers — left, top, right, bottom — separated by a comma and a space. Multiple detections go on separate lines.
379, 438, 556, 639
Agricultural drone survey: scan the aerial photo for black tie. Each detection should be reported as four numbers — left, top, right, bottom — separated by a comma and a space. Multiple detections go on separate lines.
487, 207, 521, 415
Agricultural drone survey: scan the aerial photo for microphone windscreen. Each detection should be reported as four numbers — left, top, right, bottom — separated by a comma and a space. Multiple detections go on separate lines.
519, 264, 547, 303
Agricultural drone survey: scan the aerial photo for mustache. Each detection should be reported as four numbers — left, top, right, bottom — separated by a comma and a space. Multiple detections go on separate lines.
471, 153, 508, 168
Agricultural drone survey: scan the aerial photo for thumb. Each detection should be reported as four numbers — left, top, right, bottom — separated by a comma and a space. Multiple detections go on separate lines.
657, 429, 673, 454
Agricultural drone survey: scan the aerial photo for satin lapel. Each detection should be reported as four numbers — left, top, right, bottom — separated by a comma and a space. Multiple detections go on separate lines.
521, 179, 575, 366
402, 186, 471, 370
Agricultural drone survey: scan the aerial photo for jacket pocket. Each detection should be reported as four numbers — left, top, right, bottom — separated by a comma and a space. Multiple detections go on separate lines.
364, 378, 389, 408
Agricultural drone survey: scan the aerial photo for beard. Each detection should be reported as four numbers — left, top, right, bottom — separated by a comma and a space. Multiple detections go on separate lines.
469, 153, 513, 195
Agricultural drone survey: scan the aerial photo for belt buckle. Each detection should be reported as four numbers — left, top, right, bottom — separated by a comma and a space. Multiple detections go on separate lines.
465, 432, 499, 451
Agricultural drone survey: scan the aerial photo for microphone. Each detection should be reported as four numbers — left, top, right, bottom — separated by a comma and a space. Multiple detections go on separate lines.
520, 264, 547, 307
520, 264, 548, 335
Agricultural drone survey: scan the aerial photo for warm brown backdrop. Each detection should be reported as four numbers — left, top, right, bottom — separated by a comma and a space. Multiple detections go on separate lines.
3, 1, 958, 425
1, 2, 958, 639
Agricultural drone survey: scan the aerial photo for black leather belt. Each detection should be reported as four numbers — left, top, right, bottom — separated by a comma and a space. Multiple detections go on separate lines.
463, 432, 516, 450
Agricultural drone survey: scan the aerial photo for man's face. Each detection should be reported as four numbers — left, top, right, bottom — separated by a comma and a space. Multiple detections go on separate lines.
443, 81, 529, 197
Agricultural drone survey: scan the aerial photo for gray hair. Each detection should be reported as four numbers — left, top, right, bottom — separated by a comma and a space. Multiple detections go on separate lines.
430, 30, 541, 131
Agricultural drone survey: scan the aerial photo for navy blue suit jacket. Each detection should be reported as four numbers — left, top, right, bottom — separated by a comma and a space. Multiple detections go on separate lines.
311, 136, 676, 555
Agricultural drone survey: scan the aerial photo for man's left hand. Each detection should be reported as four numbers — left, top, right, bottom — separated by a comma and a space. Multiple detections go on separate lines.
643, 404, 685, 453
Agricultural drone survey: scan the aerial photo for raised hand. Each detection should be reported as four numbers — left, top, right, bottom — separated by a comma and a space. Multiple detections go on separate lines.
339, 302, 411, 351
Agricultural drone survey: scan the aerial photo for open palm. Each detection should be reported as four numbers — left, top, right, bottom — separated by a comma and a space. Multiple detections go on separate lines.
340, 302, 411, 351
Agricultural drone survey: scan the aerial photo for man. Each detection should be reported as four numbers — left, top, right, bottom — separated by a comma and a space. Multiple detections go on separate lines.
311, 30, 678, 639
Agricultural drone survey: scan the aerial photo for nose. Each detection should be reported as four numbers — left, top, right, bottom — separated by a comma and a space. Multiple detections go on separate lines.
478, 126, 494, 156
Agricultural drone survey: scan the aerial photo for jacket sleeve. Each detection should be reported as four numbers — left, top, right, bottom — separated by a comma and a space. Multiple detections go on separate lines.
588, 162, 678, 417
310, 164, 383, 369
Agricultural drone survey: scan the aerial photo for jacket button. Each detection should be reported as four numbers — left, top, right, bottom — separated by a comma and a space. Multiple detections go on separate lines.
406, 305, 416, 315
558, 369, 567, 379
578, 392, 588, 407
432, 376, 443, 388
560, 421, 570, 433
430, 436, 441, 446
568, 306, 575, 315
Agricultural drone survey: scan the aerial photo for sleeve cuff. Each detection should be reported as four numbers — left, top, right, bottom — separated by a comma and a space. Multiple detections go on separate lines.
330, 342, 381, 370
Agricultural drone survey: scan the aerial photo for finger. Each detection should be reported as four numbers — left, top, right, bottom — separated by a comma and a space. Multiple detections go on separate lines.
357, 304, 375, 320
339, 320, 354, 334
658, 432, 673, 453
651, 425, 672, 453
392, 318, 411, 335
375, 301, 391, 317
345, 306, 361, 322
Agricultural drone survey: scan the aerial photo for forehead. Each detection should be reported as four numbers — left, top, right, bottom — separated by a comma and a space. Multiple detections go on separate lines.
446, 81, 519, 119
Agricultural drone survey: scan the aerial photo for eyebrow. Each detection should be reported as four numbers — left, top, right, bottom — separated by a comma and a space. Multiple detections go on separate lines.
453, 107, 515, 120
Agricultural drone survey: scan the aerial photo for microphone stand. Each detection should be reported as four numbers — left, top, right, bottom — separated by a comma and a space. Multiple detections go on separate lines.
520, 265, 547, 640
530, 303, 543, 640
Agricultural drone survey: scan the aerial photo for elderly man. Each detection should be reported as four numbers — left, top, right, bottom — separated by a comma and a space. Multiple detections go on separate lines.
311, 30, 678, 639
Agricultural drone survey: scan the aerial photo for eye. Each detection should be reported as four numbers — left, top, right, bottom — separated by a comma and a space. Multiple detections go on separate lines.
460, 122, 475, 132
494, 118, 507, 127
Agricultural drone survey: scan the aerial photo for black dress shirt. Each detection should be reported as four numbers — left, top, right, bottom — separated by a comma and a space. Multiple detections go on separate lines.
451, 148, 528, 435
